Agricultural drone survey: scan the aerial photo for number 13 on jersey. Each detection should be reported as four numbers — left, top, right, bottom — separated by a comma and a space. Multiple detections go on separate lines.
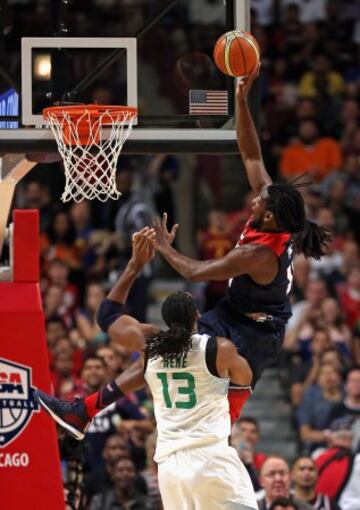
157, 372, 197, 409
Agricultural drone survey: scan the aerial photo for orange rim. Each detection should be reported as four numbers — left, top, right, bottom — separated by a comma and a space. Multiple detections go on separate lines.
43, 104, 137, 123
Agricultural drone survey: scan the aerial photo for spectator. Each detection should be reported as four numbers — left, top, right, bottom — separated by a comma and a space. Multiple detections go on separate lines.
277, 4, 304, 72
315, 417, 360, 510
70, 200, 96, 268
320, 239, 360, 294
46, 259, 79, 316
320, 298, 352, 357
342, 155, 360, 216
328, 367, 360, 449
75, 282, 107, 345
83, 355, 151, 472
258, 456, 313, 510
141, 433, 162, 510
303, 186, 323, 223
297, 364, 343, 452
90, 457, 152, 510
319, 348, 347, 376
231, 417, 264, 491
82, 355, 113, 471
44, 285, 67, 322
285, 307, 329, 358
231, 417, 267, 473
323, 179, 350, 234
341, 241, 360, 275
286, 279, 328, 342
291, 456, 340, 510
337, 266, 360, 329
268, 57, 298, 108
297, 328, 332, 365
342, 126, 360, 157
198, 209, 234, 310
46, 316, 68, 351
43, 285, 73, 329
41, 210, 82, 271
298, 54, 345, 100
290, 329, 332, 408
96, 345, 122, 379
84, 433, 146, 502
280, 119, 343, 183
51, 350, 83, 400
340, 100, 359, 134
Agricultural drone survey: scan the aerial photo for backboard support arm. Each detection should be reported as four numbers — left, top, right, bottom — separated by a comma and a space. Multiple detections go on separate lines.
0, 157, 37, 258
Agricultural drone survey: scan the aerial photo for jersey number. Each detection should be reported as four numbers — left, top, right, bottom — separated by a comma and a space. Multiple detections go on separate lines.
157, 372, 197, 409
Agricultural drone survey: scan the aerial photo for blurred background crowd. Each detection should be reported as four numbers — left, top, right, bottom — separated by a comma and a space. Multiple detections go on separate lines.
2, 0, 360, 509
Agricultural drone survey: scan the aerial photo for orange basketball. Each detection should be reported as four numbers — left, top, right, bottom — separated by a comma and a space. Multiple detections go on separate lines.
213, 30, 260, 77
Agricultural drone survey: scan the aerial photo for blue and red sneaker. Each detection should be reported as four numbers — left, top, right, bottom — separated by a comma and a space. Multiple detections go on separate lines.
34, 390, 91, 440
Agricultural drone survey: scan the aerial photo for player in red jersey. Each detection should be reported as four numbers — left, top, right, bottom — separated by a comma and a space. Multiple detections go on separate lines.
148, 66, 331, 388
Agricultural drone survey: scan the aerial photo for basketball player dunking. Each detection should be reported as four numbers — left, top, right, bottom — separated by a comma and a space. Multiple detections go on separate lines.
147, 66, 331, 388
35, 67, 331, 437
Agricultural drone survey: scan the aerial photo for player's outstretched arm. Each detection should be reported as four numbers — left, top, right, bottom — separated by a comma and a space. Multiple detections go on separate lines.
152, 213, 277, 283
97, 227, 160, 350
114, 357, 147, 394
236, 66, 272, 194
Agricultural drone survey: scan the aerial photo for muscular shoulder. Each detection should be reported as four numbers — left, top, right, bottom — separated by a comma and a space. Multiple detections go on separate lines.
235, 241, 277, 257
216, 336, 238, 355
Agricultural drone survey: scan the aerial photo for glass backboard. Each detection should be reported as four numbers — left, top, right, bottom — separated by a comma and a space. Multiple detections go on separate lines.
0, 0, 250, 154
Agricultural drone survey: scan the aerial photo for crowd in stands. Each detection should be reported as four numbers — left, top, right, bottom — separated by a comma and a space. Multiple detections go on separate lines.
2, 0, 360, 509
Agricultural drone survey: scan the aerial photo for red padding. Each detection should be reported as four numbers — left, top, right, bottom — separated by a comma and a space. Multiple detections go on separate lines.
228, 386, 252, 424
0, 282, 64, 509
13, 209, 39, 282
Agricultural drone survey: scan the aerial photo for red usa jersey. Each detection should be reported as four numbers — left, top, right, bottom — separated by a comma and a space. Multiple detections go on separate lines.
226, 217, 293, 323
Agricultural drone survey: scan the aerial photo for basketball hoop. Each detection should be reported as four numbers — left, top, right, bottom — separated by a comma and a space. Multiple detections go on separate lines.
43, 105, 137, 202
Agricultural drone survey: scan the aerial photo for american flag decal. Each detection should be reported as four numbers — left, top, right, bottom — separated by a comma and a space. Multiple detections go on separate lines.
189, 90, 228, 115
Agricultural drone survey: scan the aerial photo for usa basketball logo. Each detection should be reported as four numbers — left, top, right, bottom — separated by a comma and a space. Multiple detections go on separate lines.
0, 358, 39, 448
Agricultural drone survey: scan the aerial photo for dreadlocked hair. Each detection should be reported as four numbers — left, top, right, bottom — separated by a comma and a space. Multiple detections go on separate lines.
266, 179, 332, 260
145, 291, 197, 364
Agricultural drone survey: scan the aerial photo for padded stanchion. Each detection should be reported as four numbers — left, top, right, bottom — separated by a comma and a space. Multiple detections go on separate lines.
13, 209, 40, 282
0, 210, 65, 509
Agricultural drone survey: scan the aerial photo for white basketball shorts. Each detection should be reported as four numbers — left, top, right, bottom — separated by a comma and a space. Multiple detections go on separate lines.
158, 440, 258, 510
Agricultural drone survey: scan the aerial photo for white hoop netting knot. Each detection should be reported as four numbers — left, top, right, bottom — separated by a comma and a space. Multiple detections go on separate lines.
44, 106, 137, 202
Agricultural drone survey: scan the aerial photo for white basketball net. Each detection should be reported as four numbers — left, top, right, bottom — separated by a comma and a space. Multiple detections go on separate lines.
45, 107, 136, 202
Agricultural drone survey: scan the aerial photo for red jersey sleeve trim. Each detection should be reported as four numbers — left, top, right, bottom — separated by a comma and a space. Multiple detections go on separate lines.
239, 218, 291, 257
